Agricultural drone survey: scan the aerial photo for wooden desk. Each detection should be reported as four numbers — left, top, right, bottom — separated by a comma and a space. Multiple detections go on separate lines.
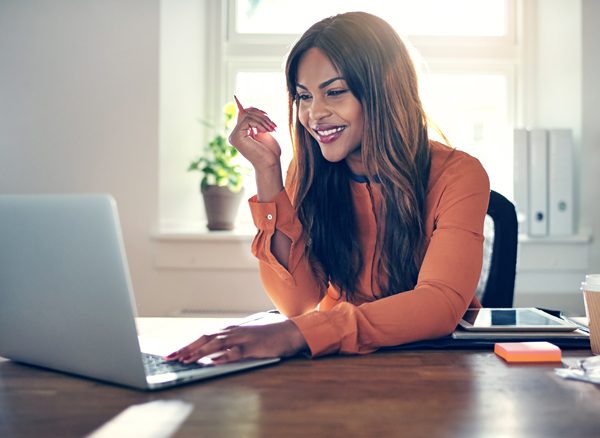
1, 318, 599, 437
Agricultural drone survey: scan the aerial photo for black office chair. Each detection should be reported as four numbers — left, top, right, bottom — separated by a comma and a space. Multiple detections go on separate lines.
475, 190, 518, 307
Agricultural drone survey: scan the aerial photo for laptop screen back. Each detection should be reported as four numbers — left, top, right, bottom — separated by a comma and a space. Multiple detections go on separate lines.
0, 195, 147, 388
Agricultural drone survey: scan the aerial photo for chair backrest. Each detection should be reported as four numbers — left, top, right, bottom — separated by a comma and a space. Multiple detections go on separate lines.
475, 190, 518, 307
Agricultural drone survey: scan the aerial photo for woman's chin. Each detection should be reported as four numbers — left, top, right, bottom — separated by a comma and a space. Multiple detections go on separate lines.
319, 147, 347, 164
319, 147, 364, 172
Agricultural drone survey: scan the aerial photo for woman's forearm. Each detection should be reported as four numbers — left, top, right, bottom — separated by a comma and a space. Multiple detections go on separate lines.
270, 230, 292, 269
255, 165, 284, 203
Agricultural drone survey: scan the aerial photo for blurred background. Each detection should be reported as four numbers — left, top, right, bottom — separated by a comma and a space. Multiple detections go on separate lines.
0, 0, 597, 316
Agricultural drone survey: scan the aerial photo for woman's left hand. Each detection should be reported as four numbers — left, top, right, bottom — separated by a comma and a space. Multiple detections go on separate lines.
165, 320, 308, 364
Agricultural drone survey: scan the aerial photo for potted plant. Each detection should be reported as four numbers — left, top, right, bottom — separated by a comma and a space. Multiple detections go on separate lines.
188, 102, 246, 231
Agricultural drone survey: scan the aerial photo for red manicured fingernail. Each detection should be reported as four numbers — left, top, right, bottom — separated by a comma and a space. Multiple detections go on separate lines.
234, 95, 244, 111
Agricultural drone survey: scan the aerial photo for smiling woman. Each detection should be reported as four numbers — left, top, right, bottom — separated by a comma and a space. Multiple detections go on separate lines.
157, 0, 589, 322
166, 11, 489, 365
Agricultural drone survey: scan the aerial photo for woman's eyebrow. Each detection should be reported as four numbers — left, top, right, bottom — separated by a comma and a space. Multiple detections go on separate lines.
296, 76, 345, 90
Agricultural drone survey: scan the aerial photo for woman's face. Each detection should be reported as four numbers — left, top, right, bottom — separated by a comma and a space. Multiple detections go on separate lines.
295, 48, 365, 174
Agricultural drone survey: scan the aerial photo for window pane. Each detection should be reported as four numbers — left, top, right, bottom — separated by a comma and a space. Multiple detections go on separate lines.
233, 71, 291, 223
420, 72, 512, 198
236, 0, 506, 36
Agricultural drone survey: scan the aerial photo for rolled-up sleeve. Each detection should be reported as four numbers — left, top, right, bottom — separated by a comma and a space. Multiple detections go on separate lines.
249, 189, 325, 316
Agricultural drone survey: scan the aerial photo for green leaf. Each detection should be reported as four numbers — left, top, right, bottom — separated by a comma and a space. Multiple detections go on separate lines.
188, 101, 248, 187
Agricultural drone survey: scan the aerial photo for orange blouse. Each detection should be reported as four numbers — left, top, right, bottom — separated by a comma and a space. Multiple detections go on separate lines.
248, 142, 490, 357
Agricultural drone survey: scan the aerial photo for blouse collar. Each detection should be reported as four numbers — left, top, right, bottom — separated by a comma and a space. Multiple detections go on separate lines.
349, 173, 381, 184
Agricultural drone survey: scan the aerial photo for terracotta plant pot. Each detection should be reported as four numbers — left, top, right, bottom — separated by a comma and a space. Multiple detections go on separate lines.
201, 185, 244, 231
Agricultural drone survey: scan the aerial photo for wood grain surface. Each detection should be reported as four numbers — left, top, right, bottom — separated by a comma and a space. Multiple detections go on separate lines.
1, 318, 598, 437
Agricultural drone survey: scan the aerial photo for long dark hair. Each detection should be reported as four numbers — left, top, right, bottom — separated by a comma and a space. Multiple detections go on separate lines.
285, 12, 431, 300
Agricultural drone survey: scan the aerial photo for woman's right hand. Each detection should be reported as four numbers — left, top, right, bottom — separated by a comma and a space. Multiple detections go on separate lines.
229, 96, 282, 173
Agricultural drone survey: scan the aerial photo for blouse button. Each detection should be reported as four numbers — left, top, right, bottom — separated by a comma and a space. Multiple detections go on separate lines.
266, 214, 273, 220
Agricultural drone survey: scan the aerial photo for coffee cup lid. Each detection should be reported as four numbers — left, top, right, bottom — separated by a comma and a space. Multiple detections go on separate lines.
581, 282, 600, 292
585, 274, 600, 285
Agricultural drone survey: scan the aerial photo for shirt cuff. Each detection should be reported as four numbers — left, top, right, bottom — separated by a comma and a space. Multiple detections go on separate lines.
290, 311, 341, 357
248, 190, 300, 238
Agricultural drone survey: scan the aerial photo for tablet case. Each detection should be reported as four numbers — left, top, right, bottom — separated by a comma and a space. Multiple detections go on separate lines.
387, 308, 590, 351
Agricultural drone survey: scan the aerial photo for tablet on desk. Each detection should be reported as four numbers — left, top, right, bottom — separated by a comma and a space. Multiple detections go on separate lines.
458, 308, 578, 332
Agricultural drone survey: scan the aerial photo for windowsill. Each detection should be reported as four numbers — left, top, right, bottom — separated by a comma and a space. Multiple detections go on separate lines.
151, 223, 258, 270
152, 223, 256, 242
152, 226, 593, 243
518, 231, 592, 244
150, 224, 593, 273
517, 229, 592, 273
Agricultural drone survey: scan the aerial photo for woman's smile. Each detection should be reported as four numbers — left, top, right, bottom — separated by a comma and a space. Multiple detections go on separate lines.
311, 124, 347, 143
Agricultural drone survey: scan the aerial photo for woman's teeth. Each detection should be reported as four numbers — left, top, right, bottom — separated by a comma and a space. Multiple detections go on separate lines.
316, 126, 345, 136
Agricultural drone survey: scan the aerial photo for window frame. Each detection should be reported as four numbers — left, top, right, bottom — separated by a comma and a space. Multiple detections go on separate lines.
226, 0, 518, 48
214, 0, 522, 116
198, 0, 525, 228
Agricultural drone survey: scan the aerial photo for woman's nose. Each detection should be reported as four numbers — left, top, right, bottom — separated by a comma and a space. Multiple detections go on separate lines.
309, 96, 331, 120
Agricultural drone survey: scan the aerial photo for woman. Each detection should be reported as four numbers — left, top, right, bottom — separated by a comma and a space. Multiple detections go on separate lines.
167, 12, 489, 364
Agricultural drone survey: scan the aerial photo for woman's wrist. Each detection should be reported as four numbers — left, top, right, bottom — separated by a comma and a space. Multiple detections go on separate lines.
281, 320, 309, 357
255, 164, 284, 202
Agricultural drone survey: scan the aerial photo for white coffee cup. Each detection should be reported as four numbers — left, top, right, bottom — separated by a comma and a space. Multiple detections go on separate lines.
582, 274, 600, 355
581, 281, 600, 320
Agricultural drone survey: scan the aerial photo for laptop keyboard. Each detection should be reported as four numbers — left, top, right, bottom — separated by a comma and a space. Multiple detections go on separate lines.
142, 353, 211, 376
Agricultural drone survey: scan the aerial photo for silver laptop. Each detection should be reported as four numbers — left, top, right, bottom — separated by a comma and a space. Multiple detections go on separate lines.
0, 194, 279, 390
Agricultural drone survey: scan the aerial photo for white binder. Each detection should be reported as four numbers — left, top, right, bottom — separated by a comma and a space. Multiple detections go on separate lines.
513, 129, 529, 235
548, 129, 574, 235
528, 129, 548, 236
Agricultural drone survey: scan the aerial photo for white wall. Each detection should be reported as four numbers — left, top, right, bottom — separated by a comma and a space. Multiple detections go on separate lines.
0, 0, 272, 316
1, 0, 599, 316
581, 0, 600, 272
510, 0, 587, 315
512, 0, 599, 315
159, 0, 207, 228
0, 0, 159, 314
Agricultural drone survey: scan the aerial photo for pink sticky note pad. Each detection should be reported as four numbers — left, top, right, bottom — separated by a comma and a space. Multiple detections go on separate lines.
494, 341, 562, 363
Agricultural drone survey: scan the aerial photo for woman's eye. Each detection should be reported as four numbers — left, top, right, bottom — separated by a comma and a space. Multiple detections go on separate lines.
295, 94, 311, 101
327, 89, 348, 97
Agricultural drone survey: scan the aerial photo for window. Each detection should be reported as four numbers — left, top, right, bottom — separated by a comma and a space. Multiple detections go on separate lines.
234, 0, 508, 37
421, 69, 513, 197
161, 0, 522, 230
